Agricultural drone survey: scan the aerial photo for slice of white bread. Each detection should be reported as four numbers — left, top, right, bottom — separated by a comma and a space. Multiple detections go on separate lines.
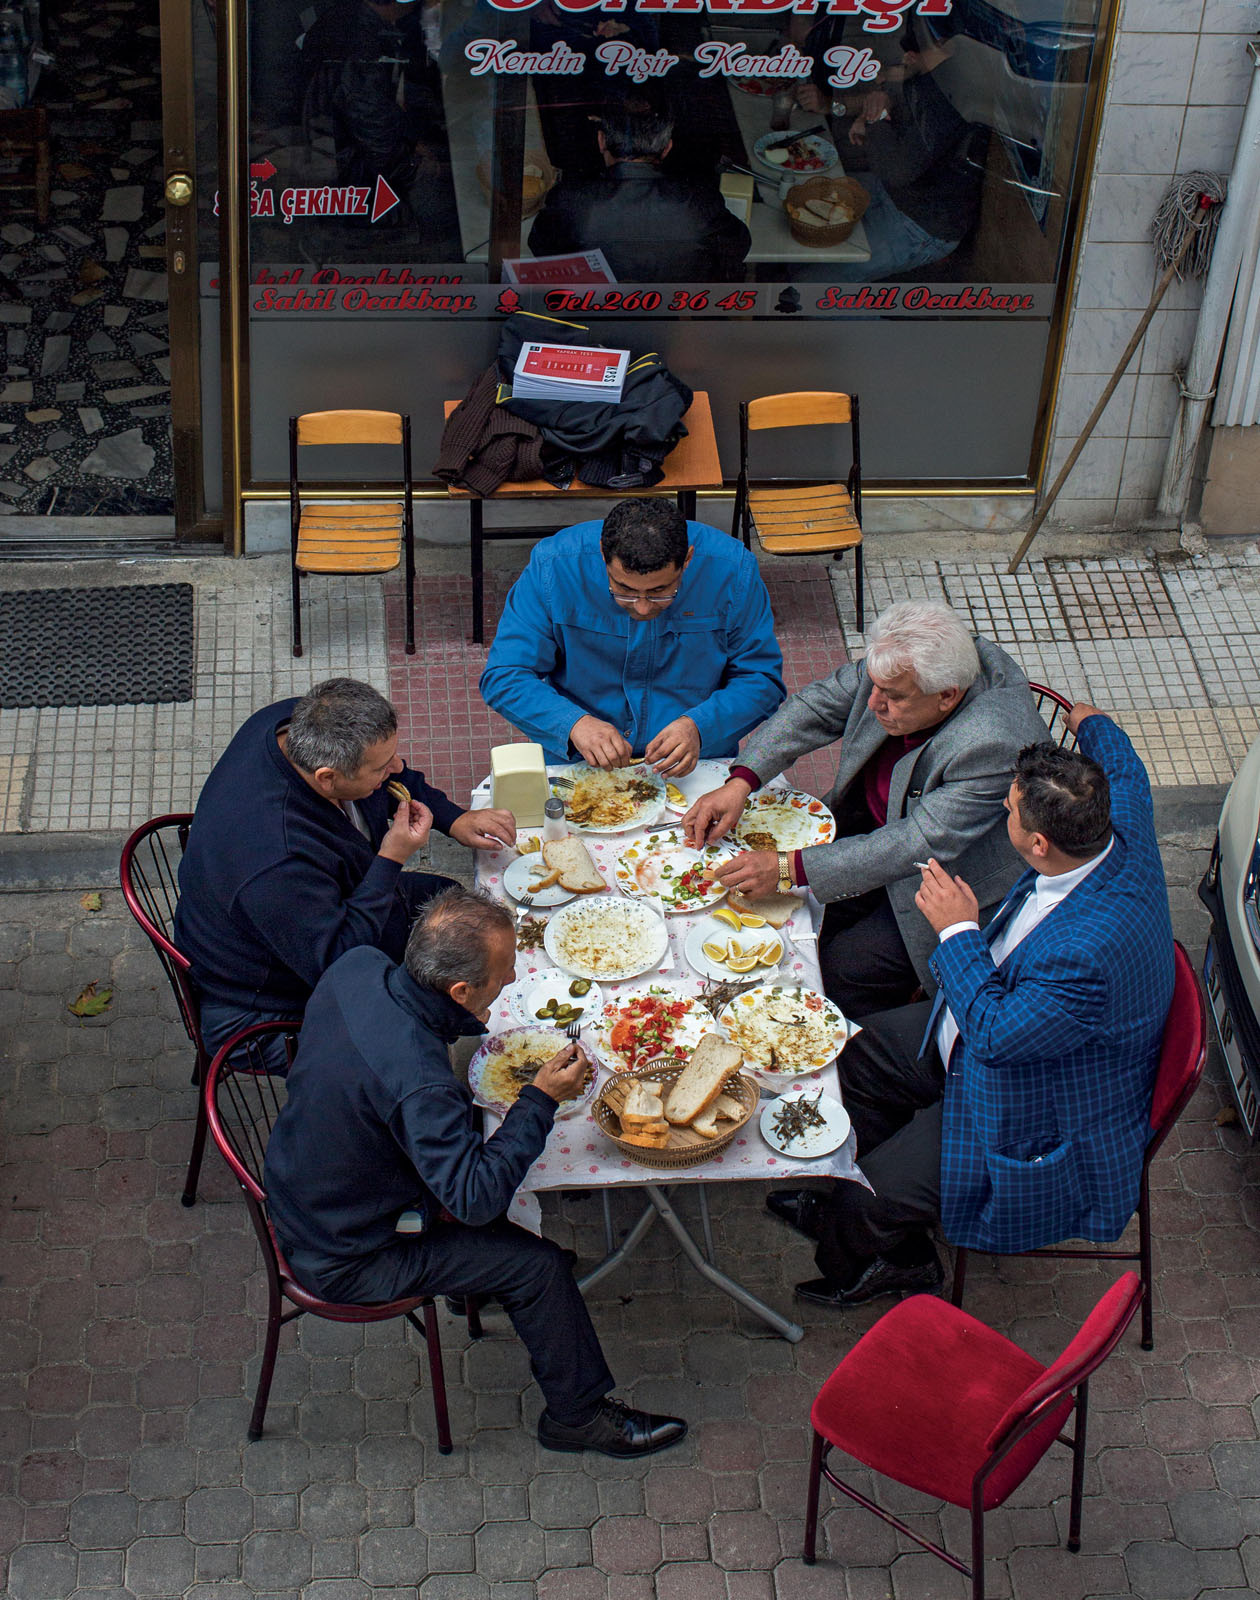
619, 1081, 666, 1130
543, 836, 604, 893
665, 1034, 743, 1126
621, 1125, 671, 1149
692, 1088, 748, 1139
727, 889, 798, 929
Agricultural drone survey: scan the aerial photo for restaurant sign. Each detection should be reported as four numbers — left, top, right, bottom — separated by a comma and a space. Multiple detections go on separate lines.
479, 0, 952, 29
466, 38, 882, 87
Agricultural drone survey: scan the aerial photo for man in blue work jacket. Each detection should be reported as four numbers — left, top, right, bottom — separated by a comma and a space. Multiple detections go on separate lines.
479, 500, 785, 775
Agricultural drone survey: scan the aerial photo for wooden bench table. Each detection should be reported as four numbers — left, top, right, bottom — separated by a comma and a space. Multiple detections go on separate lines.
442, 391, 723, 644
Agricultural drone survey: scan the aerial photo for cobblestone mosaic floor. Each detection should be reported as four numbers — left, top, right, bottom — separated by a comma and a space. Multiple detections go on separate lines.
0, 0, 172, 515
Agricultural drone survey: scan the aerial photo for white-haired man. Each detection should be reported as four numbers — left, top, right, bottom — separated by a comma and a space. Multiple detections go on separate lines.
683, 601, 1050, 1017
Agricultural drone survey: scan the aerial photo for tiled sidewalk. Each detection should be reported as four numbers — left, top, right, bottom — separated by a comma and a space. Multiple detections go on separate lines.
2, 539, 1260, 839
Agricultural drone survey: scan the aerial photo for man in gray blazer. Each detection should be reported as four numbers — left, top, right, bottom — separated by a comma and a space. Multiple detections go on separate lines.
683, 600, 1050, 1017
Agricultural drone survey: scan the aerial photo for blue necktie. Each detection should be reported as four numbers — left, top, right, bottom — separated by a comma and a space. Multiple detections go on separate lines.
918, 871, 1036, 1057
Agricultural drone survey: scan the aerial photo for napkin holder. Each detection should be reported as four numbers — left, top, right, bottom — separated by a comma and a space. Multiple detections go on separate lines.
491, 743, 550, 826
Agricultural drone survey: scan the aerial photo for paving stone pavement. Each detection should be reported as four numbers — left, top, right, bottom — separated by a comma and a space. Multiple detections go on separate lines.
2, 818, 1259, 1599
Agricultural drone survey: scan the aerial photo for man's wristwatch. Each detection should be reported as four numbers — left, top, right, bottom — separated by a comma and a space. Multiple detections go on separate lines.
776, 851, 794, 893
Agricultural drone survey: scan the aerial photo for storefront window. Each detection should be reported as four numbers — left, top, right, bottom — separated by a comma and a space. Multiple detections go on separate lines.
227, 0, 1112, 486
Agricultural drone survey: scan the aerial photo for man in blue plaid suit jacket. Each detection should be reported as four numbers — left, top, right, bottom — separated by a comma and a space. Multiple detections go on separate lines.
767, 704, 1175, 1308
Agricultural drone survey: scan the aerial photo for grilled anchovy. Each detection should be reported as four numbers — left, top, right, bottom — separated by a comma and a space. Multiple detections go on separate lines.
770, 1090, 828, 1147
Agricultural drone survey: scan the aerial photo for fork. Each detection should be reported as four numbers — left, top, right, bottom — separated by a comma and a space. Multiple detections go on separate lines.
514, 891, 535, 924
565, 1019, 582, 1042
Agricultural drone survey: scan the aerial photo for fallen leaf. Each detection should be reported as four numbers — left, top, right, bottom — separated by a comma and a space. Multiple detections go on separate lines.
80, 891, 102, 912
1215, 1105, 1240, 1127
68, 981, 113, 1018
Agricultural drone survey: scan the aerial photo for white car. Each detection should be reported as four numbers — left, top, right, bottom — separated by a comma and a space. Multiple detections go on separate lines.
1199, 734, 1260, 1135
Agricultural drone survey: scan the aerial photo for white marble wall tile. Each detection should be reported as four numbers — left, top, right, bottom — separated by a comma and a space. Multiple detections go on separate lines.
1199, 0, 1260, 31
1086, 174, 1176, 243
1064, 307, 1150, 373
1137, 306, 1202, 373
1044, 433, 1127, 500
1044, 496, 1124, 527
1052, 371, 1138, 437
1119, 432, 1173, 498
1118, 0, 1206, 31
1108, 30, 1198, 105
1177, 103, 1248, 171
1130, 371, 1183, 437
1074, 241, 1166, 309
1189, 32, 1258, 103
1096, 104, 1186, 174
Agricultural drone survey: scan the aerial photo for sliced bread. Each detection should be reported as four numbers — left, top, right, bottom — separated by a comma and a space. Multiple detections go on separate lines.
727, 889, 798, 929
711, 1091, 745, 1122
665, 1034, 743, 1126
542, 836, 604, 893
621, 1125, 672, 1149
619, 1081, 666, 1130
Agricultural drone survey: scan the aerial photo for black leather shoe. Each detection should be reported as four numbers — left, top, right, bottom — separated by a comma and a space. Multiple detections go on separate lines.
794, 1252, 944, 1309
766, 1188, 827, 1241
538, 1398, 687, 1458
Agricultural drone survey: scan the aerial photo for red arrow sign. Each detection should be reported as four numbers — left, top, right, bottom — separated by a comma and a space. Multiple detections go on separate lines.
371, 174, 401, 224
249, 158, 277, 181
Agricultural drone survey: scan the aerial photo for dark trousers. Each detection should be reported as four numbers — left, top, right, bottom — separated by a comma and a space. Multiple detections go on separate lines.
305, 1218, 615, 1426
818, 888, 921, 1020
816, 1000, 946, 1284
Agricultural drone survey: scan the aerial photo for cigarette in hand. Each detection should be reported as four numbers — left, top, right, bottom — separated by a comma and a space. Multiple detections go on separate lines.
914, 860, 932, 869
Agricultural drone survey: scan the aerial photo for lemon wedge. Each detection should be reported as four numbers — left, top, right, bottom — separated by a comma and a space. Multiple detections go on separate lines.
701, 940, 730, 963
665, 782, 685, 806
737, 912, 767, 929
517, 837, 541, 856
726, 954, 759, 973
713, 907, 743, 932
756, 940, 782, 967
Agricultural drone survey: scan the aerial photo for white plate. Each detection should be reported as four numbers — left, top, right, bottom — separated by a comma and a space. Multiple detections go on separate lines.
717, 983, 849, 1086
661, 759, 732, 815
683, 919, 788, 982
591, 985, 717, 1072
544, 896, 670, 982
735, 788, 837, 852
503, 851, 578, 908
753, 131, 838, 177
760, 1087, 851, 1158
552, 763, 666, 834
468, 1027, 600, 1119
612, 829, 736, 914
510, 972, 604, 1031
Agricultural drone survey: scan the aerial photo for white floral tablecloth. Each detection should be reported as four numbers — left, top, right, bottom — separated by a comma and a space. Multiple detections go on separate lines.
470, 774, 864, 1228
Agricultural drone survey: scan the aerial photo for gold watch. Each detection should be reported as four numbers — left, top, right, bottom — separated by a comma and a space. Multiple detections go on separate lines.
777, 851, 793, 893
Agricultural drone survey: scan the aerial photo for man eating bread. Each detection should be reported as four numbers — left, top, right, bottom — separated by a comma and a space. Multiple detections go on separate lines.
683, 601, 1049, 1018
176, 678, 516, 1055
265, 886, 688, 1458
480, 499, 785, 777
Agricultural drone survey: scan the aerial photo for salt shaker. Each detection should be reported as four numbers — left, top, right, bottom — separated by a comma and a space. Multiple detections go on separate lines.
542, 796, 568, 843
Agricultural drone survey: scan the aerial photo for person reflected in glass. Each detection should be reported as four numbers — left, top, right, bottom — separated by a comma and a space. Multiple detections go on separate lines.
528, 104, 752, 284
795, 14, 981, 280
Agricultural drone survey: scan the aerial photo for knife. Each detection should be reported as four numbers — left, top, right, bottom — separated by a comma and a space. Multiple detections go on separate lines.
760, 122, 828, 153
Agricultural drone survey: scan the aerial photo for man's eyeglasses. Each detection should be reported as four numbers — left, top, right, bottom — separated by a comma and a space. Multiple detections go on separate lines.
607, 585, 680, 609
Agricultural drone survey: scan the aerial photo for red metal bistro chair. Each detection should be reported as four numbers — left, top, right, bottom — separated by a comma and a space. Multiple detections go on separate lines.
951, 941, 1206, 1350
119, 814, 209, 1208
1027, 680, 1077, 749
804, 1271, 1142, 1600
205, 1021, 474, 1449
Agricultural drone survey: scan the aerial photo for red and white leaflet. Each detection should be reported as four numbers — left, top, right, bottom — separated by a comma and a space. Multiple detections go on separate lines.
512, 341, 630, 402
502, 249, 616, 286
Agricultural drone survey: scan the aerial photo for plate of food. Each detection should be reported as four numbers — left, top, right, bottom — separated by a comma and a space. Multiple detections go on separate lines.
612, 828, 735, 914
503, 836, 605, 906
731, 74, 796, 96
544, 895, 670, 982
468, 1027, 599, 1118
592, 1037, 756, 1165
552, 763, 666, 834
592, 985, 717, 1072
684, 918, 787, 981
717, 983, 849, 1086
509, 972, 603, 1031
735, 788, 836, 853
753, 131, 838, 176
661, 759, 731, 815
760, 1085, 851, 1158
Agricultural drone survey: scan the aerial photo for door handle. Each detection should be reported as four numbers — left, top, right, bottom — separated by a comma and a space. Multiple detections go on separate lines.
164, 172, 194, 207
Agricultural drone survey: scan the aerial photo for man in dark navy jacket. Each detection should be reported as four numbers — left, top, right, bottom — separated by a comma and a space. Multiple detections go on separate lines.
265, 886, 687, 1457
175, 678, 515, 1053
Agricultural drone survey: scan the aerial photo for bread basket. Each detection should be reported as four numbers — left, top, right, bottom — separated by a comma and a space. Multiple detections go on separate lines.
784, 176, 869, 247
475, 149, 557, 218
592, 1062, 759, 1170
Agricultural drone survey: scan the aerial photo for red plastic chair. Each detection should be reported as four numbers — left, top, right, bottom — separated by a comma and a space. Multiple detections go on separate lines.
1027, 680, 1077, 748
951, 941, 1206, 1350
119, 814, 209, 1207
804, 1271, 1142, 1599
205, 1021, 472, 1449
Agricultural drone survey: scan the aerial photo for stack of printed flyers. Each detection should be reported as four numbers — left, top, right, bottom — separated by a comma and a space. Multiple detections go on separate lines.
512, 342, 631, 404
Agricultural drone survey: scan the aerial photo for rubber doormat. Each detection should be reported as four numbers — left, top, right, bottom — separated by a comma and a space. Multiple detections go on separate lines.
0, 584, 194, 708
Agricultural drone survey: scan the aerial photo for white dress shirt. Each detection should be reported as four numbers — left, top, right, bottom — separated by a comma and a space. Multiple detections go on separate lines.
934, 837, 1114, 1067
